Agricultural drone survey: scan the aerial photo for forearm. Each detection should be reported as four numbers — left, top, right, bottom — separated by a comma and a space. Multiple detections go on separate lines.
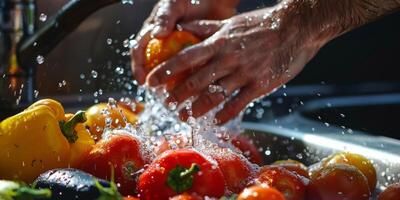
296, 0, 400, 44
271, 0, 400, 48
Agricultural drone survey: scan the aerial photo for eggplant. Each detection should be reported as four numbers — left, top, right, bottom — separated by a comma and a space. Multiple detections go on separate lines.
33, 168, 122, 200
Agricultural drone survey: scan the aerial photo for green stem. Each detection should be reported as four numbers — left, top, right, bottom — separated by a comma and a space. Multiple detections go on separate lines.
14, 187, 51, 200
180, 164, 200, 179
167, 163, 200, 193
59, 110, 86, 143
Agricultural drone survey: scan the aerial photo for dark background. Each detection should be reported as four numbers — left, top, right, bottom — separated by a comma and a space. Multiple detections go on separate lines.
35, 0, 400, 96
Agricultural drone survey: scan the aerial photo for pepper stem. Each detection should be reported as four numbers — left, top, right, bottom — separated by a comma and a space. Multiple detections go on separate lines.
167, 163, 200, 193
180, 164, 200, 178
60, 110, 86, 143
14, 187, 51, 200
95, 166, 123, 200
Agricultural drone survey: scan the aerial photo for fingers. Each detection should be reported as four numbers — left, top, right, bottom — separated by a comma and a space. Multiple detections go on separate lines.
179, 71, 248, 121
146, 39, 223, 86
130, 26, 153, 84
152, 0, 186, 37
165, 55, 238, 105
179, 20, 222, 39
215, 84, 262, 125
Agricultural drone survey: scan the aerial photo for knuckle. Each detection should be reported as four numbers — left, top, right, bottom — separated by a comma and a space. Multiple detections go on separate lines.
185, 77, 200, 91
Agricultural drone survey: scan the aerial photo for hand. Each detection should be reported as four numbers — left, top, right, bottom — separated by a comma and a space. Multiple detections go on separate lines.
130, 0, 239, 84
146, 6, 327, 124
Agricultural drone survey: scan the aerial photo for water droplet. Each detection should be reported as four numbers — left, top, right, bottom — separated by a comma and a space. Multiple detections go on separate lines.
36, 55, 44, 64
123, 39, 130, 48
168, 102, 177, 110
91, 70, 98, 78
34, 90, 39, 98
106, 38, 113, 45
39, 13, 47, 22
208, 85, 224, 93
80, 74, 85, 79
190, 0, 200, 5
166, 70, 171, 75
122, 0, 134, 4
115, 67, 124, 75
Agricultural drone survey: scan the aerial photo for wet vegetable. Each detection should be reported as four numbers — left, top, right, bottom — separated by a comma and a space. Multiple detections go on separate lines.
0, 180, 51, 200
272, 159, 310, 179
0, 99, 94, 182
231, 135, 263, 165
84, 102, 140, 141
137, 149, 225, 200
210, 148, 253, 193
33, 168, 122, 200
257, 166, 307, 200
321, 152, 377, 191
307, 164, 371, 200
378, 183, 400, 200
237, 184, 285, 200
145, 30, 200, 89
79, 134, 147, 195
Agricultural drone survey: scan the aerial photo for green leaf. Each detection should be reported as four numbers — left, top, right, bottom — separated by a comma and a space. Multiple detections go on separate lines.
0, 180, 51, 200
219, 194, 238, 200
167, 164, 200, 193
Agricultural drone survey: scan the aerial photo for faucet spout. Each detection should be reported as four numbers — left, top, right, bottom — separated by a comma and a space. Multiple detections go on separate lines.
17, 0, 121, 69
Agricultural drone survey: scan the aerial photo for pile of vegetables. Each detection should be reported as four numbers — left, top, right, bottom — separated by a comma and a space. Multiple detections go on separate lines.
0, 99, 399, 200
1, 30, 399, 200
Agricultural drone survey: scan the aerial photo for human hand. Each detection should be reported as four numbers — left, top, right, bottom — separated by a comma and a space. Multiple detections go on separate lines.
146, 5, 328, 124
130, 0, 239, 84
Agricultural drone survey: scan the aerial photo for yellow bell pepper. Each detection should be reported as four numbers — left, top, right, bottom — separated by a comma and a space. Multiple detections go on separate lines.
0, 99, 94, 183
65, 113, 95, 167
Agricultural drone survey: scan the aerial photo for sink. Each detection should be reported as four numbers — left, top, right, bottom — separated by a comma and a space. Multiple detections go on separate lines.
299, 93, 400, 139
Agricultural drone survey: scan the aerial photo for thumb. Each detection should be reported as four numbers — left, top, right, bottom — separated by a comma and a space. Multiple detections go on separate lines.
178, 20, 222, 39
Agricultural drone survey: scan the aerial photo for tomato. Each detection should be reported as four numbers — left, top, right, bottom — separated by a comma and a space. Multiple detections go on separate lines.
231, 135, 263, 165
378, 183, 400, 200
210, 148, 253, 193
257, 166, 306, 200
170, 193, 203, 200
307, 164, 371, 200
85, 102, 139, 141
137, 149, 225, 200
145, 30, 200, 89
124, 196, 140, 200
79, 134, 147, 195
237, 184, 286, 200
272, 159, 310, 179
322, 152, 377, 191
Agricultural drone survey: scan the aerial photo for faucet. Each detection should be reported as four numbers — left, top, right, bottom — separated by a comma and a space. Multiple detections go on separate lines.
0, 0, 121, 119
